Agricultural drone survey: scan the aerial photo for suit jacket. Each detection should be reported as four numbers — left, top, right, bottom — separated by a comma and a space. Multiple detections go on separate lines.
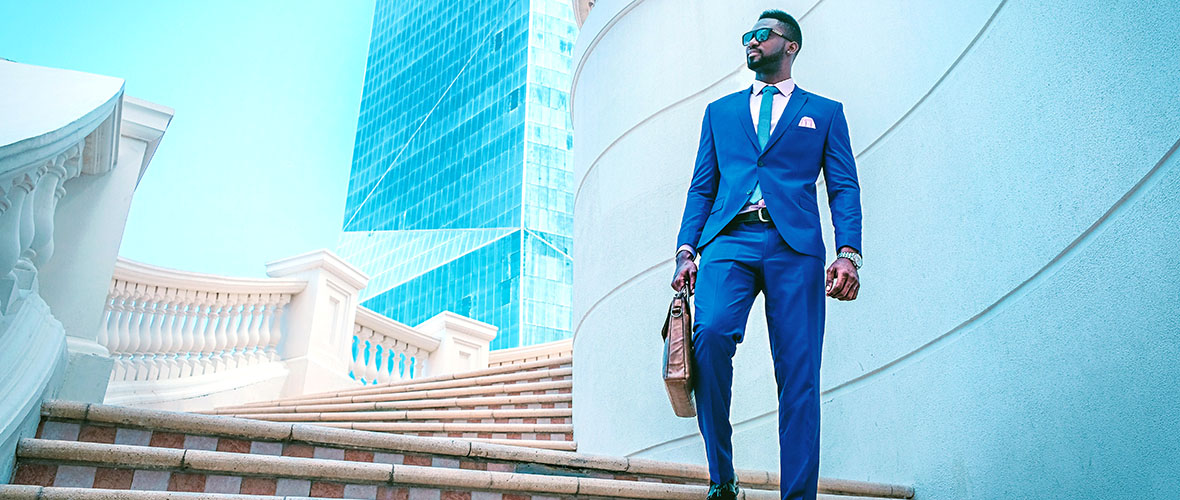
676, 85, 862, 259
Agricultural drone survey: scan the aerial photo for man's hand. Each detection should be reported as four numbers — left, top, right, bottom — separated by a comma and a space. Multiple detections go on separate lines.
826, 247, 860, 300
671, 250, 698, 294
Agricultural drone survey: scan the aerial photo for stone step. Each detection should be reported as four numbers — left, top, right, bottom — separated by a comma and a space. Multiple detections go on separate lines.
0, 485, 341, 499
34, 401, 914, 499
12, 439, 782, 499
208, 394, 572, 415
210, 380, 572, 412
225, 366, 573, 411
228, 356, 573, 410
305, 421, 573, 440
0, 485, 900, 500
222, 408, 572, 423
8, 438, 905, 500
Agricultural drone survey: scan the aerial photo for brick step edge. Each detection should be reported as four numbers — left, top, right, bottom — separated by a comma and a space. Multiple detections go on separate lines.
231, 356, 574, 408
0, 485, 896, 500
206, 394, 572, 415
219, 407, 572, 422
0, 485, 338, 499
225, 367, 574, 410
41, 401, 915, 498
12, 439, 785, 500
207, 380, 573, 411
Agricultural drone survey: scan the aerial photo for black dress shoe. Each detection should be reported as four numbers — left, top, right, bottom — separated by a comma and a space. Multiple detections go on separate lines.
706, 479, 740, 500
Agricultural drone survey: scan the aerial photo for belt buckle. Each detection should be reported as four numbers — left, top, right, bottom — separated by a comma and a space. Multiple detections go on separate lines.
756, 207, 770, 223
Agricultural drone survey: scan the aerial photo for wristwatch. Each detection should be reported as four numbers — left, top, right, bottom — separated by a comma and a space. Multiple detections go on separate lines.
836, 251, 862, 270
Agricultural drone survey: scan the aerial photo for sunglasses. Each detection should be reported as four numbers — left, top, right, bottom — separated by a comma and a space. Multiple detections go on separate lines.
741, 27, 791, 46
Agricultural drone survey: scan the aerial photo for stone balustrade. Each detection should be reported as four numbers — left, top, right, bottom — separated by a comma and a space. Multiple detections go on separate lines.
101, 252, 502, 409
0, 58, 172, 482
102, 258, 305, 383
350, 306, 441, 385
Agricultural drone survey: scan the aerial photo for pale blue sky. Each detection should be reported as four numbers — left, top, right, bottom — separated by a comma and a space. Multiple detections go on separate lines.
0, 0, 376, 277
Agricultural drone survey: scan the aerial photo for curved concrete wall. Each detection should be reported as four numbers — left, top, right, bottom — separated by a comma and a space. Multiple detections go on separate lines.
571, 0, 1180, 497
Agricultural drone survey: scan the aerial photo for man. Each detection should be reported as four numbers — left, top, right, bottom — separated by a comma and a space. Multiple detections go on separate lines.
670, 9, 863, 500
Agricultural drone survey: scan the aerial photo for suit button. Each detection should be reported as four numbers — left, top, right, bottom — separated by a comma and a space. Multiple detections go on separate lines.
757, 160, 765, 166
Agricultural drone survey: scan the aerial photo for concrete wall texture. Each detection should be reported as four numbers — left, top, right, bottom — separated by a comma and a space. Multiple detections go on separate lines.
570, 0, 1180, 498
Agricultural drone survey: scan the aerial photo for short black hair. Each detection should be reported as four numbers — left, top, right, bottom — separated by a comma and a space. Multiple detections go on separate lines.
759, 9, 802, 52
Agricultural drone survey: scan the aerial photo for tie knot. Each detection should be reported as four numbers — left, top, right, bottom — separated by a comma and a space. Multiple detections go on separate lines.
761, 85, 779, 96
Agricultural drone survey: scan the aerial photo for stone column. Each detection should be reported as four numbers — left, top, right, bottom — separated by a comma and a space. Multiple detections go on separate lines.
38, 97, 173, 403
266, 250, 369, 397
418, 312, 498, 376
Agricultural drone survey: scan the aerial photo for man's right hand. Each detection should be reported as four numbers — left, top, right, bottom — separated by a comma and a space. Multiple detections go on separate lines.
671, 250, 698, 294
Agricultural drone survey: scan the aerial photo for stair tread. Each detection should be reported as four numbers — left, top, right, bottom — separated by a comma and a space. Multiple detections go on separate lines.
219, 407, 572, 422
205, 394, 572, 415
229, 356, 573, 409
11, 439, 908, 500
228, 366, 573, 409
36, 401, 914, 499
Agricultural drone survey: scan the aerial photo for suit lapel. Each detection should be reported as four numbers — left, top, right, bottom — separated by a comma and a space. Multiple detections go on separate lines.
734, 87, 759, 150
761, 87, 809, 154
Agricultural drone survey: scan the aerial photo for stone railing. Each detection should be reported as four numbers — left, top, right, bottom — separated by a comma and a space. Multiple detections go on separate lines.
101, 251, 502, 410
102, 258, 305, 383
488, 338, 574, 367
0, 59, 172, 481
350, 306, 440, 385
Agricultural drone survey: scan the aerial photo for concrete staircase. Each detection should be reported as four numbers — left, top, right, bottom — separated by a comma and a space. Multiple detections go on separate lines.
3, 400, 913, 499
202, 356, 577, 451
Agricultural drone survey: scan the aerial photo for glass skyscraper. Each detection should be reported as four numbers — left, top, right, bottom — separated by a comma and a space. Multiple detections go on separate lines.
338, 0, 576, 350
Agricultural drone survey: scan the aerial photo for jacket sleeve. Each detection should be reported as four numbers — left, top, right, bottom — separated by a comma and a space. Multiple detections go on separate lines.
822, 102, 863, 254
675, 104, 720, 253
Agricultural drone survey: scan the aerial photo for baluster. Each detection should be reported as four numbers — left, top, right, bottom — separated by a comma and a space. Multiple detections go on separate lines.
231, 294, 254, 368
265, 294, 290, 361
144, 285, 170, 381
114, 281, 137, 381
175, 289, 198, 377
349, 333, 360, 382
13, 167, 42, 287
205, 293, 228, 373
193, 290, 216, 376
363, 330, 379, 385
97, 280, 116, 353
374, 342, 388, 385
241, 294, 263, 366
254, 294, 275, 363
126, 283, 152, 381
143, 285, 166, 381
0, 174, 34, 312
106, 281, 131, 381
410, 347, 425, 378
157, 287, 181, 379
29, 146, 76, 267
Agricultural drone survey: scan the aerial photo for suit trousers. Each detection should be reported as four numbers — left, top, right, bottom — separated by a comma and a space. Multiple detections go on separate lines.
691, 220, 825, 500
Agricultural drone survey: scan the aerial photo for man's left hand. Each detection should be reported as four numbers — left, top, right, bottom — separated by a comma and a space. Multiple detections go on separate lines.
826, 251, 860, 301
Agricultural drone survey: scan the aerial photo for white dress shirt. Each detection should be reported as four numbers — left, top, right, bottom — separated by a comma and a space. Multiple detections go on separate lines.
677, 79, 796, 260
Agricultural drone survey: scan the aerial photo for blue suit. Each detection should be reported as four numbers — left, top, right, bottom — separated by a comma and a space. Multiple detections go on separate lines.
675, 85, 862, 500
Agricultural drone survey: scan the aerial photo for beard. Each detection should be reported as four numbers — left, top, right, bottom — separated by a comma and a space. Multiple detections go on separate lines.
747, 49, 784, 72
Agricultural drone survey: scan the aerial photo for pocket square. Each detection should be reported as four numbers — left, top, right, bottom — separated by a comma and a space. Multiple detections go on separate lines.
798, 116, 816, 129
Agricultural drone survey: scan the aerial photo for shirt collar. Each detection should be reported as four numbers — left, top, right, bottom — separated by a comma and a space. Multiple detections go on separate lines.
752, 78, 795, 96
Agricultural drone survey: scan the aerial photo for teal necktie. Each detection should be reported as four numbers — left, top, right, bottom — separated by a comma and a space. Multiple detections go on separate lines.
747, 85, 779, 206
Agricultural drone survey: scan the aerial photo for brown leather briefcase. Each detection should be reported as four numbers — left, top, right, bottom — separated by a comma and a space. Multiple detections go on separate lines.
661, 289, 696, 417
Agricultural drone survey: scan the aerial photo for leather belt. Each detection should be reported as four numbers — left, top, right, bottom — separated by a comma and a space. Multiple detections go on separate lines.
729, 207, 773, 226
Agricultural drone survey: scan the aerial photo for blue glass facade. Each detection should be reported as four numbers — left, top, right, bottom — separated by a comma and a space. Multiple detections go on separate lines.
340, 0, 576, 350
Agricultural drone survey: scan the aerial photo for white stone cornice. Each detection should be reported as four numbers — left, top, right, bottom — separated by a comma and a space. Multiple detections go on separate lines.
113, 257, 307, 295
265, 249, 370, 291
0, 59, 124, 176
120, 96, 175, 186
417, 311, 499, 343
